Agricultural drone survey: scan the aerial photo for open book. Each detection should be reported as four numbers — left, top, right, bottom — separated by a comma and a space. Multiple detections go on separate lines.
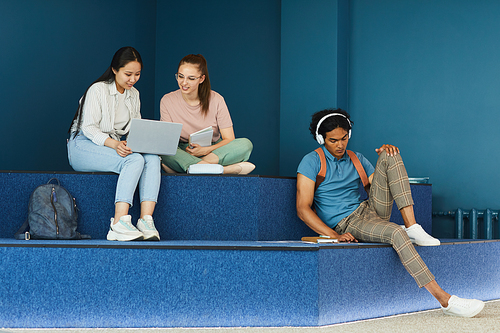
189, 126, 213, 147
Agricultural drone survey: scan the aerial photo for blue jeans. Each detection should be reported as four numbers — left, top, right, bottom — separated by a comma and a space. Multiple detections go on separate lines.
67, 135, 161, 206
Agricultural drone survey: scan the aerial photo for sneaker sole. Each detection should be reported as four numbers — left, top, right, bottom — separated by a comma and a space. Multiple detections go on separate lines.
142, 232, 160, 241
469, 302, 485, 317
411, 239, 441, 246
443, 301, 485, 317
107, 230, 144, 241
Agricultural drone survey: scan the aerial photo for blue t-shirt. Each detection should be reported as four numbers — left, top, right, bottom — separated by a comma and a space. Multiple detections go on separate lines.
297, 146, 375, 229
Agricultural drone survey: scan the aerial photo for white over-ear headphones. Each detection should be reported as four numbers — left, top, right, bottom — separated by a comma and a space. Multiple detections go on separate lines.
315, 113, 352, 145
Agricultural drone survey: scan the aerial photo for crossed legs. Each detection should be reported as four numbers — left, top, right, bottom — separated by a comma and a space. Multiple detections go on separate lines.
161, 138, 255, 174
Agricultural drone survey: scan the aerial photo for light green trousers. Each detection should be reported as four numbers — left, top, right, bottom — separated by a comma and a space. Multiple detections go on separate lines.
160, 138, 253, 173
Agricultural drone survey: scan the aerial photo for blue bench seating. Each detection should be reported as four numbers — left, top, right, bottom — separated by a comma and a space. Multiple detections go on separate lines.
0, 171, 432, 241
0, 171, 497, 328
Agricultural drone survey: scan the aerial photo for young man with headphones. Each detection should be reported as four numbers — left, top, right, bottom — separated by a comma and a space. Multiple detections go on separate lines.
296, 108, 484, 317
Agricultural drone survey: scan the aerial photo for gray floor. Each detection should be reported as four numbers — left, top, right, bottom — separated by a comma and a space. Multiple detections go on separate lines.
2, 299, 499, 333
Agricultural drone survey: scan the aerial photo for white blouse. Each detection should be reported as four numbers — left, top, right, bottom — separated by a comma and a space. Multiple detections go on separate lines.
71, 81, 141, 146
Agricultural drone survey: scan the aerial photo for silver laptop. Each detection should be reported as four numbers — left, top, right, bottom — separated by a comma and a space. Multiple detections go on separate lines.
126, 118, 182, 155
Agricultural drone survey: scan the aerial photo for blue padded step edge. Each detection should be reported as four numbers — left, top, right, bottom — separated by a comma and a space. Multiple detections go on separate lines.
0, 238, 491, 250
0, 171, 433, 241
0, 239, 497, 328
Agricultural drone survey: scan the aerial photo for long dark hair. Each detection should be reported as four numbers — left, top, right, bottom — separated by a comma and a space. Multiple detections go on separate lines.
68, 46, 143, 137
178, 54, 211, 115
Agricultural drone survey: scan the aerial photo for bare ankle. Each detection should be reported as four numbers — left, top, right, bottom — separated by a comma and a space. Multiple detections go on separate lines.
201, 153, 219, 164
424, 280, 451, 307
161, 163, 176, 173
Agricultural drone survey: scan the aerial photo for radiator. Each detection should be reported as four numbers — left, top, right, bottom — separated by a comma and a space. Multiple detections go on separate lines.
433, 209, 499, 240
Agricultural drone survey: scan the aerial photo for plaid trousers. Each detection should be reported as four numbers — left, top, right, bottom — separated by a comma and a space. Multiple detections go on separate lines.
334, 151, 435, 288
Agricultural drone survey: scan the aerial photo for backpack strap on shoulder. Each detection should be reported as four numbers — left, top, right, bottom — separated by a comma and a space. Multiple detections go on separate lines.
314, 147, 326, 191
314, 148, 370, 195
346, 150, 370, 194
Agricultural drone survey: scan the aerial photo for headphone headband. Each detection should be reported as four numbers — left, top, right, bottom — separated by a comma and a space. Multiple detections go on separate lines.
315, 113, 352, 145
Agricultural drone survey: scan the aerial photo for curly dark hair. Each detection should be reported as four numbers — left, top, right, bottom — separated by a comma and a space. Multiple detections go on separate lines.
309, 108, 352, 142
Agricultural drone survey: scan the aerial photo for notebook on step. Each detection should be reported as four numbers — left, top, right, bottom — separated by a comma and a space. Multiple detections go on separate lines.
126, 118, 182, 156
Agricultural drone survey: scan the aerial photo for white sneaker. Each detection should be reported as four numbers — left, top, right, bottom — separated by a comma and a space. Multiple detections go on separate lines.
187, 164, 224, 174
442, 295, 485, 317
107, 215, 144, 241
404, 223, 440, 246
137, 215, 160, 241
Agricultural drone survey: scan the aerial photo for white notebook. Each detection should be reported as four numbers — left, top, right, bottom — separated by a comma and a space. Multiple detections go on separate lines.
187, 164, 223, 174
189, 126, 213, 147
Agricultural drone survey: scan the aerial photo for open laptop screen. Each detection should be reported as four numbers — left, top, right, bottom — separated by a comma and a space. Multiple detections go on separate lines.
126, 118, 182, 156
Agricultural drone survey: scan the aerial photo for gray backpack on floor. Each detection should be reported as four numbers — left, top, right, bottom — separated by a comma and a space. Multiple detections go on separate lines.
15, 178, 90, 240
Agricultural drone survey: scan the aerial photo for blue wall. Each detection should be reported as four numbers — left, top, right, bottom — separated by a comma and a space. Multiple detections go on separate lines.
280, 0, 349, 177
0, 0, 157, 172
348, 0, 500, 218
2, 0, 500, 236
154, 0, 281, 176
0, 0, 280, 176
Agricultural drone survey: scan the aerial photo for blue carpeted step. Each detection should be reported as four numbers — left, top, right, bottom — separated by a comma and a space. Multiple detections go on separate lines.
0, 171, 432, 240
0, 171, 456, 328
0, 238, 497, 327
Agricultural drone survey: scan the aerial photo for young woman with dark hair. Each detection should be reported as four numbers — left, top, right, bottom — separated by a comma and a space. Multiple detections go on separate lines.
159, 54, 254, 174
67, 46, 161, 242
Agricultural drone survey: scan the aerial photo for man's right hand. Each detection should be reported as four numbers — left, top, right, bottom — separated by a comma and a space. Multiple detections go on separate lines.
337, 232, 358, 243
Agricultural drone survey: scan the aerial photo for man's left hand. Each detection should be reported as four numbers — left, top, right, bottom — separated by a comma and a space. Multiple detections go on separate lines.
375, 144, 400, 156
